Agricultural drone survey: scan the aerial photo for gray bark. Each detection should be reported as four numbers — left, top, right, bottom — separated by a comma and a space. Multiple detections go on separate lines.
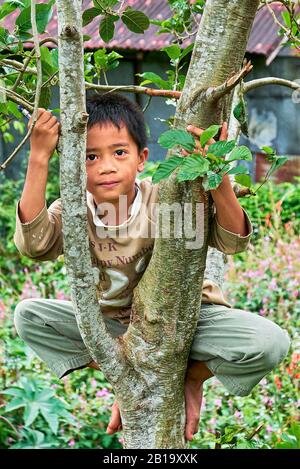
58, 0, 259, 448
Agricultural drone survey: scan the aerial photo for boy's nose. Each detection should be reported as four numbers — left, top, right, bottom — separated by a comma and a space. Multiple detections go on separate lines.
98, 163, 117, 174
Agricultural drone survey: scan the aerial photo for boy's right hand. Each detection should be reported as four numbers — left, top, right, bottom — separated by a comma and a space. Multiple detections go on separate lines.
29, 108, 60, 163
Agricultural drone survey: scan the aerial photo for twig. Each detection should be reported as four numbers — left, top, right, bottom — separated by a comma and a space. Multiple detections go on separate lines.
187, 60, 253, 108
206, 60, 253, 102
0, 117, 14, 129
85, 82, 181, 99
0, 59, 37, 76
9, 36, 58, 47
0, 86, 33, 111
11, 49, 36, 92
0, 0, 43, 172
142, 95, 152, 113
41, 70, 59, 89
0, 415, 21, 439
247, 423, 264, 440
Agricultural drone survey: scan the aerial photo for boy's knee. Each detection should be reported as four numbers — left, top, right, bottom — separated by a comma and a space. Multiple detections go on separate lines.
14, 299, 41, 340
259, 326, 291, 371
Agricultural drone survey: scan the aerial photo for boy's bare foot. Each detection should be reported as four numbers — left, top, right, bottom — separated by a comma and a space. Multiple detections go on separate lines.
184, 378, 203, 441
106, 400, 122, 435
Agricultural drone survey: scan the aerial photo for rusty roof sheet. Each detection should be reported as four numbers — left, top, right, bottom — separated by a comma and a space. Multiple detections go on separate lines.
2, 1, 297, 58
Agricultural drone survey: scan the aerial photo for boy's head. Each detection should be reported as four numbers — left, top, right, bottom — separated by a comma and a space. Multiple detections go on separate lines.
85, 92, 148, 206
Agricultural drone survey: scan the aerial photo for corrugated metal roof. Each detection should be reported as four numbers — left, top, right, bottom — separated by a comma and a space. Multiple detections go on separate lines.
2, 1, 297, 58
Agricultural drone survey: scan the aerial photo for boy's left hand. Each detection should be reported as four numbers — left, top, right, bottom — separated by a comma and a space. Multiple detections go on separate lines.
182, 121, 228, 157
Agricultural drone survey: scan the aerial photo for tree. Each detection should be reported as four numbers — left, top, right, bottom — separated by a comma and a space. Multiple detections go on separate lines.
0, 0, 299, 449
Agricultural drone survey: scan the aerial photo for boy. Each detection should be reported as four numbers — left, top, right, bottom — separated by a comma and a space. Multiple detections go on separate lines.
14, 93, 290, 442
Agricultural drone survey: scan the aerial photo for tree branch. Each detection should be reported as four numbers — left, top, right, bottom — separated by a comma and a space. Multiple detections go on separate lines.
56, 0, 126, 385
206, 60, 253, 102
187, 60, 253, 108
0, 0, 42, 172
243, 76, 300, 93
0, 59, 37, 76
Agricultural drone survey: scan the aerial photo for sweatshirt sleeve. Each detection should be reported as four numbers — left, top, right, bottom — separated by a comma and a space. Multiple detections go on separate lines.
208, 207, 253, 255
14, 198, 63, 261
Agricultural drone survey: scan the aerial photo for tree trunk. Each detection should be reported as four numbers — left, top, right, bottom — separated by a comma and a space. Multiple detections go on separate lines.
57, 0, 259, 448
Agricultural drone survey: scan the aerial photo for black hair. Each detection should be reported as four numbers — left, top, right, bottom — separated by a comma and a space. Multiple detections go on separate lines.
86, 92, 147, 152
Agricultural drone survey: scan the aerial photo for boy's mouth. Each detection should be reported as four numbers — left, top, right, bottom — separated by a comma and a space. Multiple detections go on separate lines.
98, 181, 120, 188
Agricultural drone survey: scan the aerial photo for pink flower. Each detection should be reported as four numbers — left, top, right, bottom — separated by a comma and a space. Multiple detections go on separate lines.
91, 379, 97, 388
96, 388, 110, 398
68, 439, 75, 447
214, 398, 222, 408
292, 290, 298, 298
266, 425, 273, 434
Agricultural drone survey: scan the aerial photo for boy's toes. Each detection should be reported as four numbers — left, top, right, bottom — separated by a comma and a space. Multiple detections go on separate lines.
106, 401, 122, 435
185, 418, 199, 441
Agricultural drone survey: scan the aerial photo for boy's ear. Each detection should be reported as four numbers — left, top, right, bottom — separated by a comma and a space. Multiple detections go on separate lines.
137, 147, 149, 173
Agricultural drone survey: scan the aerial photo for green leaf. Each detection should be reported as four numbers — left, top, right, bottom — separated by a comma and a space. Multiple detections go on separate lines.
269, 156, 288, 175
281, 11, 291, 28
0, 2, 20, 21
99, 15, 118, 43
226, 165, 249, 175
39, 87, 51, 109
207, 140, 236, 157
235, 174, 251, 188
24, 402, 40, 427
158, 129, 195, 151
200, 125, 220, 148
227, 145, 252, 162
5, 397, 25, 412
15, 3, 54, 34
82, 7, 101, 27
94, 48, 109, 68
233, 98, 248, 137
40, 409, 59, 435
202, 171, 223, 191
261, 145, 275, 156
179, 43, 194, 61
136, 72, 170, 90
0, 27, 9, 46
7, 101, 22, 118
51, 48, 58, 69
152, 156, 183, 184
162, 44, 181, 60
1, 387, 24, 398
121, 7, 150, 34
40, 46, 55, 77
94, 0, 118, 10
177, 154, 210, 182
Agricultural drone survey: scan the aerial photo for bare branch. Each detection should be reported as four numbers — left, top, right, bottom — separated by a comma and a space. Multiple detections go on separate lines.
0, 0, 43, 172
86, 82, 182, 99
0, 86, 33, 111
1, 59, 37, 76
205, 60, 253, 101
243, 76, 300, 93
187, 60, 253, 108
11, 49, 36, 92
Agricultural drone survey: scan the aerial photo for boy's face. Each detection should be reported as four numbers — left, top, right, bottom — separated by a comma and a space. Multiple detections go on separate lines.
86, 122, 148, 206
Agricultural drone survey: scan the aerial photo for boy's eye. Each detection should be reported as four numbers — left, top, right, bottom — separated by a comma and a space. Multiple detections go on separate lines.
86, 154, 97, 161
115, 149, 127, 157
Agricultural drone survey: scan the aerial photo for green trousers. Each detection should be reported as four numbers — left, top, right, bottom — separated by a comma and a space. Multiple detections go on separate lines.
14, 298, 290, 396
